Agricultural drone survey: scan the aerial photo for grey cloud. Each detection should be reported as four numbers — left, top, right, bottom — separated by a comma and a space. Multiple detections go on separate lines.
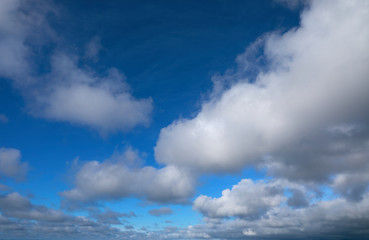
0, 147, 28, 181
62, 149, 196, 205
155, 0, 369, 173
332, 173, 369, 202
149, 207, 173, 217
287, 189, 309, 208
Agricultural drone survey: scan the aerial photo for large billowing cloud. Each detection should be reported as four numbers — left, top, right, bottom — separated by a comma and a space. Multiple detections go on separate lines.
0, 0, 152, 133
62, 148, 195, 205
155, 0, 369, 173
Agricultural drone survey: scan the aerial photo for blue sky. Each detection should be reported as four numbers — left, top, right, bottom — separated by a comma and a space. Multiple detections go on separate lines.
1, 0, 369, 239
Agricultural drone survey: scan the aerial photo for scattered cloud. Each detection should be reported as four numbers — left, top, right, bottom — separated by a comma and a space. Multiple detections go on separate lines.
149, 207, 173, 217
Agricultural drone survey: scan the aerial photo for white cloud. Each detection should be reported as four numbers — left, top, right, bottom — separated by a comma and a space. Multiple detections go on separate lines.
62, 149, 195, 205
0, 147, 28, 181
155, 0, 369, 173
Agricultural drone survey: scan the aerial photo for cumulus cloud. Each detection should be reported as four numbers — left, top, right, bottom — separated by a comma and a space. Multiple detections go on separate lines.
62, 149, 195, 205
148, 207, 173, 217
0, 147, 28, 181
0, 0, 152, 133
155, 0, 369, 173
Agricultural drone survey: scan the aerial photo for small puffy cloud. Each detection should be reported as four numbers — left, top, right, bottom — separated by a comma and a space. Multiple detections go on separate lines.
149, 207, 173, 217
62, 149, 195, 205
194, 179, 285, 219
0, 147, 28, 181
155, 0, 369, 173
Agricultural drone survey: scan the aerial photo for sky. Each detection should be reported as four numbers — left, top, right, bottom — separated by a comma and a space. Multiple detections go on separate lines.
0, 0, 369, 239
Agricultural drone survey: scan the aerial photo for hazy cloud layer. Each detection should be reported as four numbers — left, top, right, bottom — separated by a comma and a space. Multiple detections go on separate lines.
0, 0, 152, 133
155, 0, 369, 173
0, 148, 28, 181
